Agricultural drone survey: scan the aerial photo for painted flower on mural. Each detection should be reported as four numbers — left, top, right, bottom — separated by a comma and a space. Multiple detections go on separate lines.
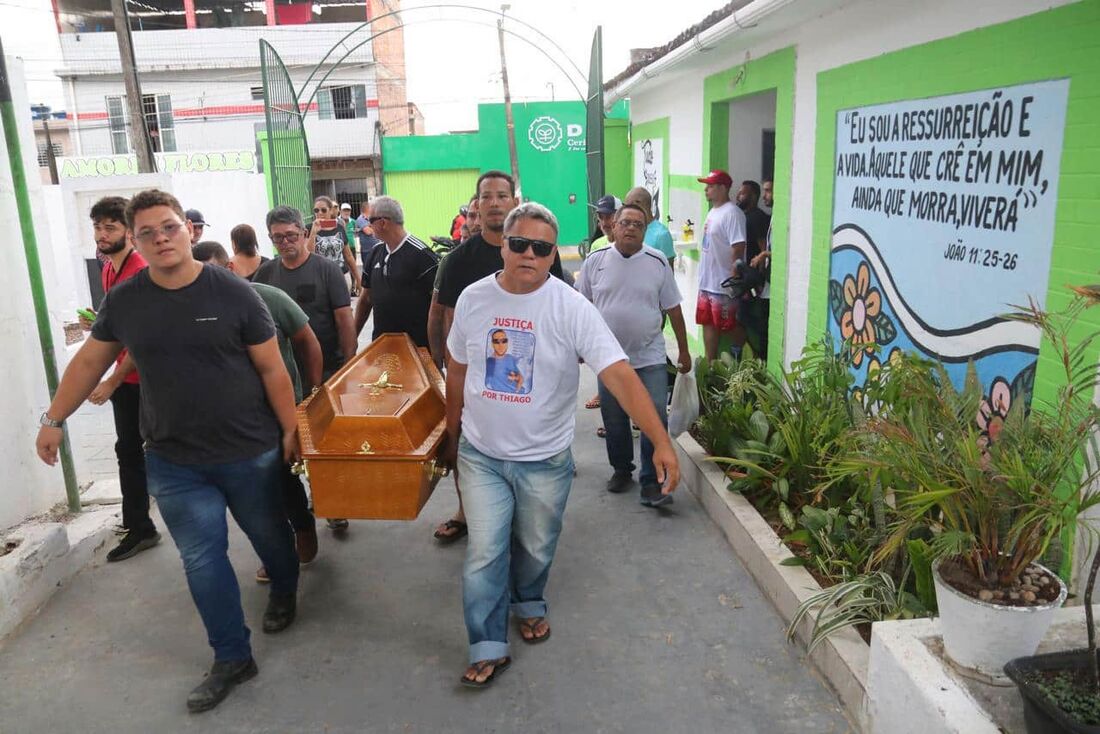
840, 263, 882, 367
976, 377, 1012, 453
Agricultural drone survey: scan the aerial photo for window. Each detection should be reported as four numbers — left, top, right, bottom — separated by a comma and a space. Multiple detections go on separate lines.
250, 86, 264, 101
106, 95, 128, 154
37, 142, 63, 167
105, 93, 177, 154
317, 84, 367, 120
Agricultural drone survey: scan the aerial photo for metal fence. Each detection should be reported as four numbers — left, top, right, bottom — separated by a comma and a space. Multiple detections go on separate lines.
260, 40, 313, 223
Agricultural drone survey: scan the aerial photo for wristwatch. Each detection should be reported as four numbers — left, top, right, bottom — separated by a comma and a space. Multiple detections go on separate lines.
39, 412, 63, 429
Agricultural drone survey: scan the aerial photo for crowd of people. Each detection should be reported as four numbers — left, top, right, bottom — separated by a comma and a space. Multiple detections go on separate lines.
31, 162, 768, 711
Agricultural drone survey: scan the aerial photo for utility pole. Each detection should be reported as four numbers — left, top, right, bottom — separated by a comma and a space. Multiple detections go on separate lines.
497, 4, 521, 195
110, 0, 156, 173
42, 117, 59, 184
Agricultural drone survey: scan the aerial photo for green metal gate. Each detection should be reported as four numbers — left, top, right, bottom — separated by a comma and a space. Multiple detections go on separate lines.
260, 40, 312, 220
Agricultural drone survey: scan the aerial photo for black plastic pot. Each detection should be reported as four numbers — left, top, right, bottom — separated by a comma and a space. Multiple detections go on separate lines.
1004, 650, 1100, 733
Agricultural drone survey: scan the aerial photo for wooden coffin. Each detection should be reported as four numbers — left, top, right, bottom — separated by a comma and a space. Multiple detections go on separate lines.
296, 333, 447, 520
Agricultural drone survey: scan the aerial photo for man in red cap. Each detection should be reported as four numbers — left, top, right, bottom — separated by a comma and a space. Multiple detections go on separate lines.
695, 170, 747, 361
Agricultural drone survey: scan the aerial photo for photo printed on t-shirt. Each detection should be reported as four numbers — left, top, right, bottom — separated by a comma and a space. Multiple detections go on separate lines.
483, 325, 534, 396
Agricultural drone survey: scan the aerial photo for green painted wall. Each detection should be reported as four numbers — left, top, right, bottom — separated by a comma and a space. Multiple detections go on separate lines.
604, 118, 631, 201
808, 1, 1100, 415
382, 101, 631, 245
701, 47, 797, 375
384, 169, 480, 245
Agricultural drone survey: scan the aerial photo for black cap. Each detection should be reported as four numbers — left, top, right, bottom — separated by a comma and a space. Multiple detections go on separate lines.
185, 209, 209, 227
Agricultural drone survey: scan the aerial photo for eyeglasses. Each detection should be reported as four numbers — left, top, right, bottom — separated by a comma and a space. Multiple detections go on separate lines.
617, 219, 646, 230
506, 235, 555, 258
134, 221, 183, 244
270, 232, 302, 245
492, 337, 508, 345
312, 207, 326, 214
368, 216, 388, 224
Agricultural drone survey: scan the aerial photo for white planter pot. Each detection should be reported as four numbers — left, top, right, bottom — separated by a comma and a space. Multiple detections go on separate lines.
932, 559, 1066, 680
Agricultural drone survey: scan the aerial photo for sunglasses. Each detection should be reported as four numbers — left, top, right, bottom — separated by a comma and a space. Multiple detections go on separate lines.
368, 216, 388, 224
492, 337, 508, 345
507, 235, 554, 258
312, 207, 326, 214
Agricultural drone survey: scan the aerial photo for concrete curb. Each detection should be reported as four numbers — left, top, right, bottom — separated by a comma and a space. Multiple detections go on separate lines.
0, 505, 120, 641
675, 432, 870, 730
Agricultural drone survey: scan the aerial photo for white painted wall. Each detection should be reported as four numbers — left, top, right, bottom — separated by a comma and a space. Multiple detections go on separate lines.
728, 90, 776, 186
619, 0, 1076, 366
0, 58, 73, 531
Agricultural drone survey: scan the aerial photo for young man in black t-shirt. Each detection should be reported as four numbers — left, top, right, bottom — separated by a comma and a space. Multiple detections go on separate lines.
35, 189, 300, 713
353, 195, 439, 346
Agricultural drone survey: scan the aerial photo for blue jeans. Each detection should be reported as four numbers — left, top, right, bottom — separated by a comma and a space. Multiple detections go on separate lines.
597, 363, 669, 487
146, 447, 299, 662
458, 437, 575, 664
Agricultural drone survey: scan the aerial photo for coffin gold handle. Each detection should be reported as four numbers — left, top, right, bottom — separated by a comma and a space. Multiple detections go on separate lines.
430, 460, 451, 481
290, 460, 309, 478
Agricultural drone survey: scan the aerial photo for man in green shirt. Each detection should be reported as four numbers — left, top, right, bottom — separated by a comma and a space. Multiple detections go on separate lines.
192, 242, 324, 573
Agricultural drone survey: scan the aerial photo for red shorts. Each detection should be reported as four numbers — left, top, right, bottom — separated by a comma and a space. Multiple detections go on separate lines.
696, 291, 739, 332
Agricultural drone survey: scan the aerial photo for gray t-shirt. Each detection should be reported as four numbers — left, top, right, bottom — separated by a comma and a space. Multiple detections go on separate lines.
91, 264, 280, 465
254, 254, 350, 378
575, 244, 682, 368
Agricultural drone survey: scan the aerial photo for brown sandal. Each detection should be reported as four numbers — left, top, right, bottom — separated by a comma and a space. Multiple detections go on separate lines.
585, 395, 601, 409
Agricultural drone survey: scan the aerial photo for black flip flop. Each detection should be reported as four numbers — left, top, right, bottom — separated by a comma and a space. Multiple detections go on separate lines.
434, 519, 468, 544
460, 657, 512, 689
518, 617, 551, 644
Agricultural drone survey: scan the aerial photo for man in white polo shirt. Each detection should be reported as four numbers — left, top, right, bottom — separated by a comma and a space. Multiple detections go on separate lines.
576, 203, 691, 506
443, 201, 681, 689
696, 169, 748, 361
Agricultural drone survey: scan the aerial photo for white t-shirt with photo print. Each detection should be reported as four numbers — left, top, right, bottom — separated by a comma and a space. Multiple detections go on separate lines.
447, 273, 627, 462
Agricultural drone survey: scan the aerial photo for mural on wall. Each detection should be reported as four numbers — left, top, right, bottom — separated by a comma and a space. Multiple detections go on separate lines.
634, 138, 662, 221
828, 80, 1069, 418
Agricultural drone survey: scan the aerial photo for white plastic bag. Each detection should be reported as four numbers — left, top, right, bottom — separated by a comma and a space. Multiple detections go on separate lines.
667, 368, 700, 438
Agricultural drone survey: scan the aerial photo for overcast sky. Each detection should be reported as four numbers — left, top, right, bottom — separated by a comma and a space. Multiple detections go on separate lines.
1, 0, 723, 132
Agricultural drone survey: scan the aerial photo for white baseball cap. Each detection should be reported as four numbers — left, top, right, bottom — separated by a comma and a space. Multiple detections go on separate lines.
340, 202, 351, 211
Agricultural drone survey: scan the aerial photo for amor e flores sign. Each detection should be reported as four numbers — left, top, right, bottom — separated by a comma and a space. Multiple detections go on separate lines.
826, 79, 1070, 412
58, 150, 257, 179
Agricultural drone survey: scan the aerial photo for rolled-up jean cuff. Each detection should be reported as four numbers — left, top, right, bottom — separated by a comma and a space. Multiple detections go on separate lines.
469, 640, 510, 664
510, 600, 547, 619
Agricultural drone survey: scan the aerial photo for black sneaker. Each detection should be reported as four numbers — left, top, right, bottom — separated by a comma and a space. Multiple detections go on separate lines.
106, 530, 161, 563
262, 593, 297, 634
187, 657, 258, 713
640, 484, 673, 508
606, 471, 634, 494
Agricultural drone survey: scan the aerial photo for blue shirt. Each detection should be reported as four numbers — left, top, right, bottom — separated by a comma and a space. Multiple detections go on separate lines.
485, 353, 524, 393
645, 220, 676, 261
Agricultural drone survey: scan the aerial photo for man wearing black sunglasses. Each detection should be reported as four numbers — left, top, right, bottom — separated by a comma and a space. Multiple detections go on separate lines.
442, 201, 681, 688
430, 170, 567, 545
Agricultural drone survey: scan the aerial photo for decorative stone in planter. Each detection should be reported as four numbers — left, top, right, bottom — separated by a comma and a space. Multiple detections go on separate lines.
933, 559, 1067, 681
1005, 650, 1100, 733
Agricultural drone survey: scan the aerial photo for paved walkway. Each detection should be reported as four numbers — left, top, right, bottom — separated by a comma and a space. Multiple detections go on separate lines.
0, 370, 849, 733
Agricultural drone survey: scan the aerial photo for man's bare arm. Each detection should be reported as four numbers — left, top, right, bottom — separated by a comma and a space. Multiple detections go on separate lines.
36, 338, 123, 465
427, 291, 446, 369
289, 324, 324, 393
248, 336, 300, 463
354, 289, 373, 337
334, 306, 358, 365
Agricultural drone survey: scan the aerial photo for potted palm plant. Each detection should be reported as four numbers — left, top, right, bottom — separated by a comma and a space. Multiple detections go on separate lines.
827, 286, 1100, 680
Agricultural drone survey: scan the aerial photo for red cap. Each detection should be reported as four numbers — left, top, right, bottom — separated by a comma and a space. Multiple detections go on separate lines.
697, 170, 733, 187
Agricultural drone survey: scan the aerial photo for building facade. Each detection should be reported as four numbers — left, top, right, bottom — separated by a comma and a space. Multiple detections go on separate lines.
607, 0, 1100, 422
54, 0, 416, 210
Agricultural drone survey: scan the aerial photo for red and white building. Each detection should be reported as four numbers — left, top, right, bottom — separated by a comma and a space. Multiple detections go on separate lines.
52, 0, 423, 204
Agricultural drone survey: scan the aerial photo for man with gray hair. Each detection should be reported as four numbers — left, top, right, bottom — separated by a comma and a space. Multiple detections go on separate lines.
254, 205, 358, 533
442, 201, 681, 688
353, 195, 439, 347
